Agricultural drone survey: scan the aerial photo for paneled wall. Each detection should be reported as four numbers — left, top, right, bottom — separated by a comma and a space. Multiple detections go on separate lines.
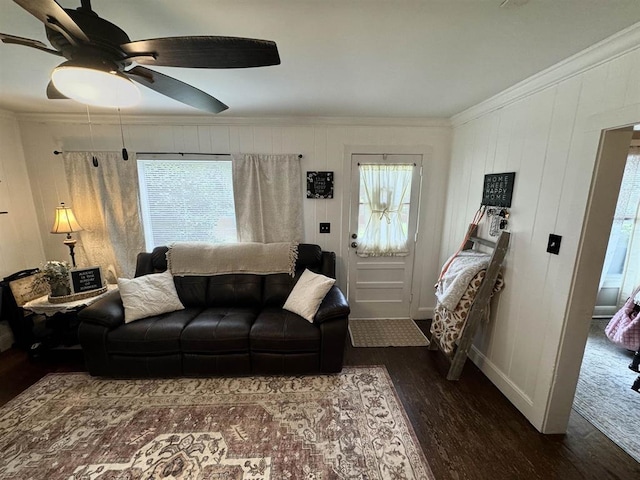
446, 27, 640, 432
11, 24, 638, 435
15, 116, 451, 317
0, 110, 45, 278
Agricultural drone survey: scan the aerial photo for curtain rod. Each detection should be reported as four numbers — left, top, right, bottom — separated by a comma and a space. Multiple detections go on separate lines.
53, 150, 303, 159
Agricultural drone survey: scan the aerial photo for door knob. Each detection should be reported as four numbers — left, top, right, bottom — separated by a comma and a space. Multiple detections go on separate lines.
351, 242, 358, 248
351, 233, 357, 239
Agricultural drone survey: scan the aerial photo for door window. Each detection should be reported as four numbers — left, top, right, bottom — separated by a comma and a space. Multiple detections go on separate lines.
357, 163, 414, 257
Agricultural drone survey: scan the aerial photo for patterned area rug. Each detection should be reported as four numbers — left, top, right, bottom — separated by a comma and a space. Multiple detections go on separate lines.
0, 366, 434, 479
573, 318, 640, 463
349, 318, 429, 347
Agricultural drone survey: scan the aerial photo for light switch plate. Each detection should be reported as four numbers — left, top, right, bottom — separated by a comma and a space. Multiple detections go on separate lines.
547, 234, 562, 255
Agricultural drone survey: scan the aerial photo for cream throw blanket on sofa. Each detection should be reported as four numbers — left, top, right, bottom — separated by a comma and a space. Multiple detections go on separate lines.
167, 242, 298, 276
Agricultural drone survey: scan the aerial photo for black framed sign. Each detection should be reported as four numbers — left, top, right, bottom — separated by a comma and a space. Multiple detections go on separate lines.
482, 172, 516, 207
69, 266, 104, 293
306, 171, 334, 199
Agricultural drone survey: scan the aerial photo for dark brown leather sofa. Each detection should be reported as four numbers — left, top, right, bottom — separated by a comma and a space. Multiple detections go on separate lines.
78, 243, 350, 377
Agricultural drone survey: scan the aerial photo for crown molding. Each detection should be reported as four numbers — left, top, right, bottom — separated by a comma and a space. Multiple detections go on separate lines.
15, 112, 450, 128
451, 21, 640, 127
0, 109, 18, 121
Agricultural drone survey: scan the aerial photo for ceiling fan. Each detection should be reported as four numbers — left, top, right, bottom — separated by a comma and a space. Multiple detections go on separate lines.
0, 0, 281, 113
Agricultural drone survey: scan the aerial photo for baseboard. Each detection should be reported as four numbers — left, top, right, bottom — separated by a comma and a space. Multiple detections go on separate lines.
415, 306, 434, 319
468, 345, 540, 430
592, 306, 615, 318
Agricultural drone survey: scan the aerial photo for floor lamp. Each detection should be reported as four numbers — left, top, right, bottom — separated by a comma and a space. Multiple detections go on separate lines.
51, 202, 83, 268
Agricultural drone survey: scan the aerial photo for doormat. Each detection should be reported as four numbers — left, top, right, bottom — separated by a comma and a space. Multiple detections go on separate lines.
0, 367, 435, 479
349, 318, 430, 347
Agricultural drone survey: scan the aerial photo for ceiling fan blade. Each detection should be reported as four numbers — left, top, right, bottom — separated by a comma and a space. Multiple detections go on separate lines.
0, 32, 62, 55
125, 66, 228, 114
46, 80, 68, 99
121, 36, 280, 68
13, 0, 89, 43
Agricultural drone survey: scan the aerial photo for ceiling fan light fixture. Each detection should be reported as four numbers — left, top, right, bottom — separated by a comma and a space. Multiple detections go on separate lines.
51, 63, 140, 108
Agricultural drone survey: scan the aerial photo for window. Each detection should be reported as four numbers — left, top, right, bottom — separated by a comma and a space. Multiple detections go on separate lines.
137, 155, 237, 250
600, 148, 640, 286
356, 163, 414, 256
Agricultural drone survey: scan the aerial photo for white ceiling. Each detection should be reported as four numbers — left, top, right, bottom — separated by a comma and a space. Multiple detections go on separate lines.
1, 0, 639, 118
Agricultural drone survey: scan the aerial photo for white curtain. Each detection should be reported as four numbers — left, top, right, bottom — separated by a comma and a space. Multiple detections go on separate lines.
63, 152, 145, 282
231, 154, 303, 243
357, 164, 413, 257
618, 147, 640, 306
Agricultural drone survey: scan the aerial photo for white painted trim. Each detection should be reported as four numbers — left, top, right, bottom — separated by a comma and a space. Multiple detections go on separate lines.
0, 109, 17, 121
342, 144, 434, 318
468, 345, 539, 427
541, 126, 634, 434
452, 22, 640, 126
16, 112, 451, 128
415, 306, 434, 319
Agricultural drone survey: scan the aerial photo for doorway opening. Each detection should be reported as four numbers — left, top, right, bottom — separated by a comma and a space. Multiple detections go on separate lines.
593, 144, 640, 318
572, 126, 640, 462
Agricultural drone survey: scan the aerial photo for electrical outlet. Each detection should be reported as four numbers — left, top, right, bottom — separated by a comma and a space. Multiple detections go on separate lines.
547, 234, 562, 255
319, 222, 330, 234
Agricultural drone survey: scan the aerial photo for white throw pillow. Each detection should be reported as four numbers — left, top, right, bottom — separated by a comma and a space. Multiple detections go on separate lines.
117, 270, 185, 323
283, 269, 335, 323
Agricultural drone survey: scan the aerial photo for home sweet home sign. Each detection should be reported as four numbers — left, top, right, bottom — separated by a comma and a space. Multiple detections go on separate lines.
482, 172, 516, 208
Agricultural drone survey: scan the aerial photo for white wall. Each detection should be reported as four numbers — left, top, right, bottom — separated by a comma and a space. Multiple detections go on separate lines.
15, 115, 450, 316
0, 110, 45, 278
445, 24, 640, 432
15, 23, 640, 435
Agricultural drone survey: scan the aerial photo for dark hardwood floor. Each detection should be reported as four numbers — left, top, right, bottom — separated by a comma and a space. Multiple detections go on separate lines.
1, 321, 638, 479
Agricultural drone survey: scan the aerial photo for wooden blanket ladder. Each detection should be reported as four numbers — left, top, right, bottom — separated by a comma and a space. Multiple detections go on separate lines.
429, 225, 510, 380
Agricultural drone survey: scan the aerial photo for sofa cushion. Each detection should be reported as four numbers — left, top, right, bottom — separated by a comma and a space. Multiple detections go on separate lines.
206, 274, 262, 307
118, 270, 185, 323
174, 276, 209, 307
263, 244, 328, 307
181, 307, 258, 353
296, 243, 322, 271
250, 307, 321, 352
262, 273, 295, 307
283, 269, 335, 322
151, 246, 170, 271
107, 308, 200, 355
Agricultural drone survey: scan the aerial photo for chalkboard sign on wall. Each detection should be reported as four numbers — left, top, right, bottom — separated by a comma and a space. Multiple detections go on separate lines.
307, 171, 334, 199
69, 266, 104, 293
482, 172, 516, 207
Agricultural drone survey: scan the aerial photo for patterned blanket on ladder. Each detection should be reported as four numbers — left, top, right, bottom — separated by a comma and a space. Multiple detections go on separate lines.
431, 269, 505, 355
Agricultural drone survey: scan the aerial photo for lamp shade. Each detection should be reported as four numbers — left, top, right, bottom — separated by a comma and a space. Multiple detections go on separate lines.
51, 203, 83, 234
51, 61, 141, 108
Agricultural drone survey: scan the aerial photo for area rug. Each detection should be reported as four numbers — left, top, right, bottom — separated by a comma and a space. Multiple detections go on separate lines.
349, 318, 429, 347
0, 366, 435, 479
573, 318, 640, 463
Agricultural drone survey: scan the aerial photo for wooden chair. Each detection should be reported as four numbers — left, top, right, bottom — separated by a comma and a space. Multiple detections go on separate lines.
9, 271, 48, 307
2, 270, 48, 349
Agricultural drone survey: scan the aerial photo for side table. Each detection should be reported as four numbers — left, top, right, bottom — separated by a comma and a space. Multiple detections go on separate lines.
22, 284, 117, 355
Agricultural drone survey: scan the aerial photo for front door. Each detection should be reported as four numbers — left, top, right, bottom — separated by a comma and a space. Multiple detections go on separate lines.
347, 154, 422, 319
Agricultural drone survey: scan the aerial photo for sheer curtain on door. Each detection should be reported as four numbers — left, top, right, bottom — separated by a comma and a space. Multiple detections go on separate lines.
63, 151, 145, 282
357, 163, 413, 257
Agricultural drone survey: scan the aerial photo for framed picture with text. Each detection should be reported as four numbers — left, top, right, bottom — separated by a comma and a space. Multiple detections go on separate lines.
307, 171, 334, 199
69, 266, 104, 294
482, 172, 516, 207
